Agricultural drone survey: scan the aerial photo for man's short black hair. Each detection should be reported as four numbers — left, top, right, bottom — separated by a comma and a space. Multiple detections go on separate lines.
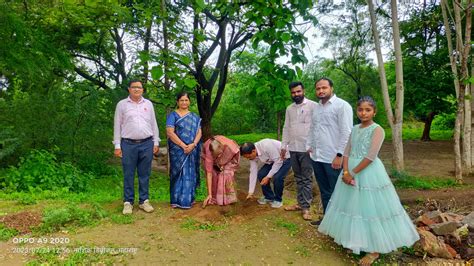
289, 81, 304, 91
127, 79, 145, 92
128, 79, 143, 87
240, 142, 256, 155
315, 77, 333, 88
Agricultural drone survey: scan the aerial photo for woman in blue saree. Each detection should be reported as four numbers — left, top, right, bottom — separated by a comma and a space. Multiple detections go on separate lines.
166, 92, 202, 209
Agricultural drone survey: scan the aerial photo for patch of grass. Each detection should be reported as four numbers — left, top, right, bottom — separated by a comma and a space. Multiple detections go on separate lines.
38, 205, 107, 233
227, 126, 452, 145
384, 126, 452, 141
294, 245, 310, 257
227, 133, 277, 145
401, 246, 416, 255
17, 195, 37, 205
110, 214, 134, 225
274, 218, 299, 236
0, 224, 18, 241
26, 247, 117, 265
0, 170, 177, 205
391, 171, 459, 189
180, 217, 226, 231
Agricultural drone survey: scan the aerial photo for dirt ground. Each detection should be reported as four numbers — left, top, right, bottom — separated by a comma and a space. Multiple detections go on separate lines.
380, 140, 474, 215
0, 140, 473, 265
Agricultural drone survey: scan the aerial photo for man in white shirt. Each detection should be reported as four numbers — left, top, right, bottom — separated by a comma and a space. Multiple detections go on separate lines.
113, 79, 160, 215
280, 81, 317, 221
306, 78, 353, 225
241, 139, 291, 208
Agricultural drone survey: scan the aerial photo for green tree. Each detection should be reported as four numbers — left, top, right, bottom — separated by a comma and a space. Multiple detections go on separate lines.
317, 0, 375, 99
167, 1, 316, 140
398, 3, 454, 141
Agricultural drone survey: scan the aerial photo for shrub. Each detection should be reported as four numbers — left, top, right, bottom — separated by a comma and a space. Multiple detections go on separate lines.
432, 113, 455, 130
2, 149, 93, 192
39, 205, 106, 233
74, 152, 115, 176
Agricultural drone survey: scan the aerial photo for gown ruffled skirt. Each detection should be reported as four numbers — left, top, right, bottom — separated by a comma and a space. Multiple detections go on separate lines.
318, 124, 419, 254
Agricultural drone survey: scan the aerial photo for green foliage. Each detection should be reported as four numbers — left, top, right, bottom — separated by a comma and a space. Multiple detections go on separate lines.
391, 171, 459, 189
227, 133, 277, 145
212, 49, 298, 135
17, 195, 37, 205
180, 217, 226, 231
26, 247, 112, 265
2, 149, 93, 193
0, 170, 179, 206
39, 205, 107, 233
383, 122, 452, 140
302, 59, 385, 127
110, 214, 134, 225
400, 246, 416, 256
0, 2, 73, 91
74, 152, 116, 177
0, 224, 18, 241
314, 0, 378, 101
294, 245, 310, 257
0, 81, 116, 174
395, 3, 455, 138
274, 218, 299, 237
432, 113, 456, 130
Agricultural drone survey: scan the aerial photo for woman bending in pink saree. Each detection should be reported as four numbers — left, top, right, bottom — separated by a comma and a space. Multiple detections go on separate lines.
202, 135, 240, 207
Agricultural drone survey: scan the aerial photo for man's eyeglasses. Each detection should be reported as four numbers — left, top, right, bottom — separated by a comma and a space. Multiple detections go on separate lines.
130, 86, 143, 89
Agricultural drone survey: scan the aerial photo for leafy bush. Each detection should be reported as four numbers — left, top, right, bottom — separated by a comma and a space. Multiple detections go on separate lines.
2, 149, 93, 192
432, 113, 456, 130
39, 205, 106, 233
74, 152, 115, 176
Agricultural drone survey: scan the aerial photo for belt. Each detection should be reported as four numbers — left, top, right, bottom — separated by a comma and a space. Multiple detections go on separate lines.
121, 136, 152, 144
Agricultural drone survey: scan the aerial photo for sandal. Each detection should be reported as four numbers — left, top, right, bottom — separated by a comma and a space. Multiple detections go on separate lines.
359, 253, 379, 266
284, 204, 302, 211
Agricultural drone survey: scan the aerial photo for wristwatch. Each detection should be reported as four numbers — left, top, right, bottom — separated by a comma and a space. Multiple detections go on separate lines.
336, 153, 343, 157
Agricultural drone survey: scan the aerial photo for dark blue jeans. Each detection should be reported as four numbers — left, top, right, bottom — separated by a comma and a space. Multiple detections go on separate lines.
121, 138, 154, 204
311, 161, 341, 214
257, 159, 291, 202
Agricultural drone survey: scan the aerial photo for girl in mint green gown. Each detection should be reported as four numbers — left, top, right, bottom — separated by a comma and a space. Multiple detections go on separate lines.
318, 96, 419, 265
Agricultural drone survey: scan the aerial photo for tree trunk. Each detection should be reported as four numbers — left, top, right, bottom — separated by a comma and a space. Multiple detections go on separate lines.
367, 0, 394, 129
471, 60, 474, 168
142, 19, 152, 84
392, 121, 404, 170
440, 0, 461, 98
277, 111, 282, 141
161, 0, 170, 92
454, 98, 464, 182
420, 112, 436, 141
161, 0, 171, 175
391, 0, 405, 171
463, 84, 472, 173
368, 0, 405, 171
442, 0, 472, 183
201, 117, 213, 142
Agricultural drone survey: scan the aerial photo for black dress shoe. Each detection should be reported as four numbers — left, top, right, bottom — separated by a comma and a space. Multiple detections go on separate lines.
310, 219, 322, 226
